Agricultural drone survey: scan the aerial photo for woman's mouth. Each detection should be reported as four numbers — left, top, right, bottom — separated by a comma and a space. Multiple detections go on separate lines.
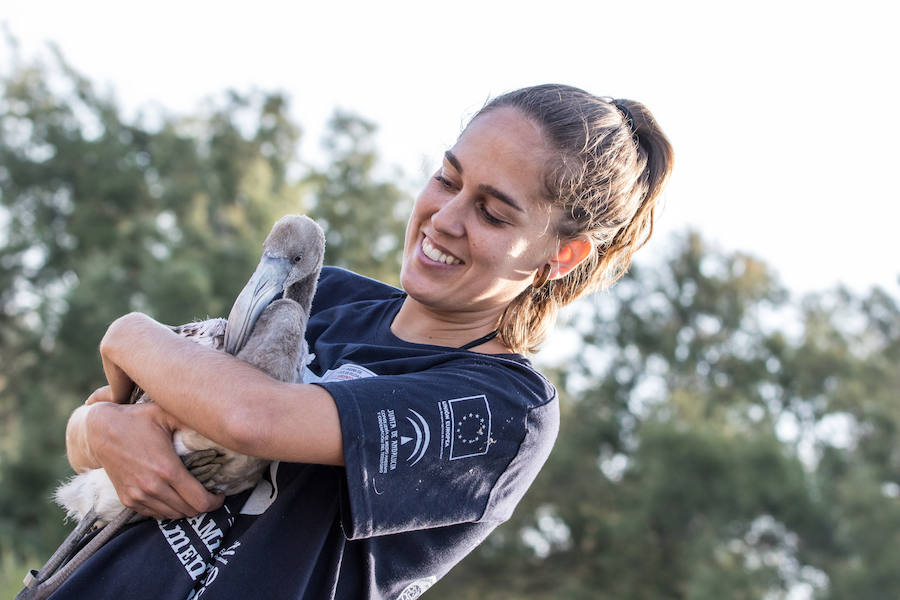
421, 236, 462, 265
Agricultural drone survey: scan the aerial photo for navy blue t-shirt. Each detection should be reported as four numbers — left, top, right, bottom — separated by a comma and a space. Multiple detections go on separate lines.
50, 267, 559, 599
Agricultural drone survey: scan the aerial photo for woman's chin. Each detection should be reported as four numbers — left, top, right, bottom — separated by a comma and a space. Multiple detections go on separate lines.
400, 272, 441, 304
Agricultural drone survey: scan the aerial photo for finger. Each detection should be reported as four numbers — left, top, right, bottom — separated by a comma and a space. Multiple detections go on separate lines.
145, 488, 198, 520
127, 497, 183, 522
128, 502, 156, 519
136, 497, 184, 521
125, 479, 219, 520
170, 466, 225, 514
85, 386, 113, 405
125, 471, 203, 520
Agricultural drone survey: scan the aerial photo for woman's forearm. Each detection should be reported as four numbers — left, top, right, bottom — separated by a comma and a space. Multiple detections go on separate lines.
99, 313, 344, 465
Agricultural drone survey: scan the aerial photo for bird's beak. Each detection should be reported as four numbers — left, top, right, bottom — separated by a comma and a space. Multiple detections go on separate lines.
224, 255, 292, 355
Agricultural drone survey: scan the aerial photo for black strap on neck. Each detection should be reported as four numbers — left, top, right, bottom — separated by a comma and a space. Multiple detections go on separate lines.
459, 329, 499, 350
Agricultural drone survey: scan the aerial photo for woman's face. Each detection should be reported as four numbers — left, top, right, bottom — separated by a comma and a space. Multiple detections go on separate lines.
400, 106, 560, 318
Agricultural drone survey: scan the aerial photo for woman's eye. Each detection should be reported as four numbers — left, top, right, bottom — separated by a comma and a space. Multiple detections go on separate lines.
434, 175, 454, 189
433, 174, 506, 226
478, 202, 506, 226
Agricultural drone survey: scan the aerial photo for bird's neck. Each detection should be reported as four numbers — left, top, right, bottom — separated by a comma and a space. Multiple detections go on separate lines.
287, 268, 321, 315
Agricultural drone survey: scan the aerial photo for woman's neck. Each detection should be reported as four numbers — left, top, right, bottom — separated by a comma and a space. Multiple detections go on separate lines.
391, 297, 510, 353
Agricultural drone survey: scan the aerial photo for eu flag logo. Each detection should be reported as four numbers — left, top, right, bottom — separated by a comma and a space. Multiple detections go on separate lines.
448, 395, 492, 460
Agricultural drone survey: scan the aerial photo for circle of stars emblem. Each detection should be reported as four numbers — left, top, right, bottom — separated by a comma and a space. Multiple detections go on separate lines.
456, 412, 486, 445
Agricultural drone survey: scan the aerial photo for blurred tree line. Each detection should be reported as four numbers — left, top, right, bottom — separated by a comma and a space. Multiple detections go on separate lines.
1, 46, 898, 599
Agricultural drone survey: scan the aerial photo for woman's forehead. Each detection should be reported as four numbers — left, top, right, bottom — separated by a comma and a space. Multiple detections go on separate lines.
450, 108, 554, 207
458, 107, 548, 152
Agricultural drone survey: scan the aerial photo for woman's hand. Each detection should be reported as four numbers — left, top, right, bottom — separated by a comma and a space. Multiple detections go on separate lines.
85, 401, 224, 520
65, 386, 125, 473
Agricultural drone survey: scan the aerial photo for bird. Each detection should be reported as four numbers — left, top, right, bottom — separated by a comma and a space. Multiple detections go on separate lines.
17, 214, 325, 600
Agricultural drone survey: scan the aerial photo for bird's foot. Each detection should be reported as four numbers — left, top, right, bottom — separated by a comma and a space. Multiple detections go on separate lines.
181, 449, 227, 490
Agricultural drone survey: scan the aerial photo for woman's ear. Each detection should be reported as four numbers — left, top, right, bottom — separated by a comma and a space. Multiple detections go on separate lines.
550, 237, 593, 279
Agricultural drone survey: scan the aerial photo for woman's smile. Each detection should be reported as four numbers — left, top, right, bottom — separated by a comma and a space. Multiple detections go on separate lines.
420, 234, 463, 266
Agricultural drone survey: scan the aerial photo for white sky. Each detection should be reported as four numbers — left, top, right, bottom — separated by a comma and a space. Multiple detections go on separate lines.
3, 0, 898, 296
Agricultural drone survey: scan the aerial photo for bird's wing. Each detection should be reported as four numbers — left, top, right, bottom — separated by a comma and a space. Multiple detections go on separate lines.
172, 318, 228, 351
128, 318, 228, 405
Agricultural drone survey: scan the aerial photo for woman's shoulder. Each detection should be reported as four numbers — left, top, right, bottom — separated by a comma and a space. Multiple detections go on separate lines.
442, 352, 558, 412
311, 267, 404, 314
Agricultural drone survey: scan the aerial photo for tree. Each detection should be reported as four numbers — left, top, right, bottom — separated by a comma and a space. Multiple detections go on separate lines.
0, 44, 414, 582
432, 233, 900, 599
4, 41, 900, 599
0, 45, 312, 561
305, 110, 411, 285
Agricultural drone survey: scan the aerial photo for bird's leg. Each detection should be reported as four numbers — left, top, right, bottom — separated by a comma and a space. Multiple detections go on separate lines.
16, 507, 135, 600
16, 450, 225, 600
18, 508, 100, 596
181, 448, 227, 490
20, 450, 226, 598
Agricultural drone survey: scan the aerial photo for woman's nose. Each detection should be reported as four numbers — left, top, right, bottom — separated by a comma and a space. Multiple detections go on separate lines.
430, 194, 467, 238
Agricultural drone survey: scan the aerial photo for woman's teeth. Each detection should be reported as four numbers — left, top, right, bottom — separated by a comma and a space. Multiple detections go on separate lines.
422, 237, 461, 265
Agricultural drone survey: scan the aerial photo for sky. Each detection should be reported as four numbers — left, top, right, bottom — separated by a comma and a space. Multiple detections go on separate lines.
3, 0, 898, 296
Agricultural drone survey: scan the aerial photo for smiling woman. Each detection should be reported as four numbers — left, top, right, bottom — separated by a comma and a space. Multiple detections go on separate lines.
56, 84, 672, 599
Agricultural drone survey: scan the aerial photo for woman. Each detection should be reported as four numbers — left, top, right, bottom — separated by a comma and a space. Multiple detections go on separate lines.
59, 84, 672, 599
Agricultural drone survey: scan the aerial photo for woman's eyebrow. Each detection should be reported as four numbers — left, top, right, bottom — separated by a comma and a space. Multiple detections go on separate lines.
479, 184, 524, 213
444, 150, 463, 174
444, 150, 525, 213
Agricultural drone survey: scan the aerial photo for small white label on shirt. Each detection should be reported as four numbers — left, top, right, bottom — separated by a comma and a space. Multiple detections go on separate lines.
396, 576, 437, 599
303, 363, 377, 384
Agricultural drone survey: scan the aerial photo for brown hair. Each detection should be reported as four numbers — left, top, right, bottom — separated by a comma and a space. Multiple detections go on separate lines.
477, 84, 674, 353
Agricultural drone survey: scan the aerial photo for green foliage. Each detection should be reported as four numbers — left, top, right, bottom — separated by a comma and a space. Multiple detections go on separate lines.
305, 110, 411, 286
431, 234, 900, 599
0, 48, 303, 556
1, 552, 31, 600
0, 46, 410, 562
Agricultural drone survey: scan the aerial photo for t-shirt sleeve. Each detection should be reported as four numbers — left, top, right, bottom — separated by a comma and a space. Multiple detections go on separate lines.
318, 360, 559, 540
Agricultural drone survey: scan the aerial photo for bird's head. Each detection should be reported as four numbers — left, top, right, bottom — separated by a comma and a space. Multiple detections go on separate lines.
224, 215, 325, 355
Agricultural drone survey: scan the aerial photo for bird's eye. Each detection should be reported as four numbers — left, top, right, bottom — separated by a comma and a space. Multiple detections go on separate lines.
292, 253, 303, 264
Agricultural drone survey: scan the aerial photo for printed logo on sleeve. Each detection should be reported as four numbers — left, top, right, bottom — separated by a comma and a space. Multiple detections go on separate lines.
396, 575, 437, 599
375, 407, 431, 474
438, 395, 492, 460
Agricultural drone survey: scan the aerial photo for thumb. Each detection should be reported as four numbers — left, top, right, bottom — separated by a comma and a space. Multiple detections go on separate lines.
85, 386, 114, 405
143, 402, 186, 432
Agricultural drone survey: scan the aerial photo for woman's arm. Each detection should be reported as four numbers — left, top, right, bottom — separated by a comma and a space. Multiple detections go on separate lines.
99, 312, 344, 466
